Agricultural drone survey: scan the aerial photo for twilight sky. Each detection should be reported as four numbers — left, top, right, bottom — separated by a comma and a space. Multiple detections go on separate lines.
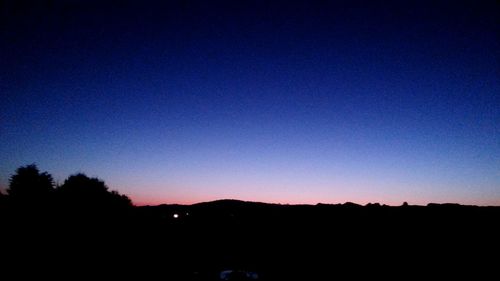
1, 0, 499, 205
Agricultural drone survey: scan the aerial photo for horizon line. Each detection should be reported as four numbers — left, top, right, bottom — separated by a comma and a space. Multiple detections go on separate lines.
133, 198, 500, 208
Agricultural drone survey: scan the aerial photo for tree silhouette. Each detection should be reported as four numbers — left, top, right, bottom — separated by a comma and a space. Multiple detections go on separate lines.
57, 173, 131, 210
7, 164, 54, 203
110, 190, 133, 208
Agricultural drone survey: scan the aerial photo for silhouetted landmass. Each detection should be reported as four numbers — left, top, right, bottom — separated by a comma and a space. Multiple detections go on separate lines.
1, 165, 498, 280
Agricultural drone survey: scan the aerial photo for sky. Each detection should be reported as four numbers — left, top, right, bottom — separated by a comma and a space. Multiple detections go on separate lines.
1, 0, 499, 206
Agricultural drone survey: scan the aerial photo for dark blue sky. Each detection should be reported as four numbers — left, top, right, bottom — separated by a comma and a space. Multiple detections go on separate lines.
1, 0, 499, 205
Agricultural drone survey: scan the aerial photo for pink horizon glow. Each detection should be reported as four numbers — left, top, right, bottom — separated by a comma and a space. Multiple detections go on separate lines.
129, 193, 500, 207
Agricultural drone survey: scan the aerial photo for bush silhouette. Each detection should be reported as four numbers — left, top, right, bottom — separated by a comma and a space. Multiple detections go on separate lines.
7, 164, 54, 204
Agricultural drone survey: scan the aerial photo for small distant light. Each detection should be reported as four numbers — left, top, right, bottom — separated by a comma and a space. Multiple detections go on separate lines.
186, 212, 189, 216
173, 213, 179, 219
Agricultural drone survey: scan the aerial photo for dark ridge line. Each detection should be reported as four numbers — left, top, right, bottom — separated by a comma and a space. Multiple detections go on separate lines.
140, 198, 497, 208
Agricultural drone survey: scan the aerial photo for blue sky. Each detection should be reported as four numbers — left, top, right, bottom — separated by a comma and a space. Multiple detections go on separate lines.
1, 0, 499, 205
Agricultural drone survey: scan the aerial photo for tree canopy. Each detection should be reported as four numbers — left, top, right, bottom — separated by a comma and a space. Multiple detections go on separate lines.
58, 173, 132, 209
7, 164, 54, 201
5, 165, 131, 211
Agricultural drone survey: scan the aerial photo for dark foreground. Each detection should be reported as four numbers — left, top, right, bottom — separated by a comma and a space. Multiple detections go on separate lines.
2, 200, 499, 279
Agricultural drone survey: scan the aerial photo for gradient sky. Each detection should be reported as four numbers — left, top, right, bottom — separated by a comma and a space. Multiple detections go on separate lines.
1, 0, 499, 205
